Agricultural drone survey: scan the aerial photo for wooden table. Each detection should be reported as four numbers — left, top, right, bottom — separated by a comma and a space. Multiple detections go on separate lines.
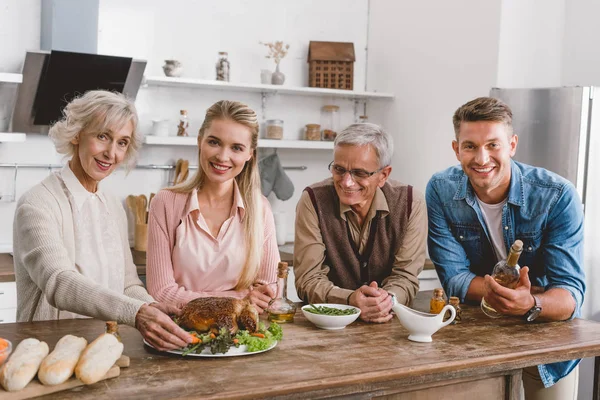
2, 292, 600, 399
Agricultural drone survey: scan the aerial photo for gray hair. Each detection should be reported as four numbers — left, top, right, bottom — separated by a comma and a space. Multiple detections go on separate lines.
334, 123, 393, 168
48, 90, 141, 167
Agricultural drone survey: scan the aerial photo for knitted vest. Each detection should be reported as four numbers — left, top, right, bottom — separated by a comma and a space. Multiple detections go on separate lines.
305, 178, 412, 290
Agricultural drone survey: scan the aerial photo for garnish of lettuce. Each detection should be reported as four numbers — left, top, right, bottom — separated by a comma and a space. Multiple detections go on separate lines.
180, 323, 283, 355
234, 322, 283, 352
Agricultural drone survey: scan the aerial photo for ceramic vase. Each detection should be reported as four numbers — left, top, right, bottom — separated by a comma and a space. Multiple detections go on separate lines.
271, 64, 285, 85
163, 60, 183, 77
261, 69, 273, 84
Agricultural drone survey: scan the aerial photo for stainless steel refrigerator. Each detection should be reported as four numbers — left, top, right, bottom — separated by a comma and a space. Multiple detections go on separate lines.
491, 87, 600, 399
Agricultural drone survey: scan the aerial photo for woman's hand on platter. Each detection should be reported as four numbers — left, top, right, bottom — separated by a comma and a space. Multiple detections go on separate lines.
135, 303, 193, 351
246, 284, 276, 314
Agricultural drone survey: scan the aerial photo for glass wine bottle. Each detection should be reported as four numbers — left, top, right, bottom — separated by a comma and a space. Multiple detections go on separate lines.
267, 261, 297, 323
481, 239, 524, 318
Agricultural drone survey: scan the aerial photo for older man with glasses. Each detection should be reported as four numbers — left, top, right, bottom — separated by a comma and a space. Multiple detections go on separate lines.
293, 123, 427, 323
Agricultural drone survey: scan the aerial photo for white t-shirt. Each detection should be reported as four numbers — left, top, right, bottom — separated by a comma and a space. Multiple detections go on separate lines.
475, 196, 508, 262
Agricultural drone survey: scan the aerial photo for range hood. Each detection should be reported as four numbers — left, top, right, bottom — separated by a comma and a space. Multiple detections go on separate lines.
12, 51, 146, 134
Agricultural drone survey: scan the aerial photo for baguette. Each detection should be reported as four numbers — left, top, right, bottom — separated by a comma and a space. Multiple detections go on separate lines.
38, 334, 88, 385
75, 331, 123, 385
0, 338, 49, 392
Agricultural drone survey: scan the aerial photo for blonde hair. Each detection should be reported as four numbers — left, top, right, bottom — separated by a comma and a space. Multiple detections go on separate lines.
48, 90, 141, 167
170, 100, 263, 290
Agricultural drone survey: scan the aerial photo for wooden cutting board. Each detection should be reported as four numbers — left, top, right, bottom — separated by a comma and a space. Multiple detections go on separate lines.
0, 355, 129, 399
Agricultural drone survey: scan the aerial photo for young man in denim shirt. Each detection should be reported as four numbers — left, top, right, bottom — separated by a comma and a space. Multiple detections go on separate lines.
426, 97, 585, 399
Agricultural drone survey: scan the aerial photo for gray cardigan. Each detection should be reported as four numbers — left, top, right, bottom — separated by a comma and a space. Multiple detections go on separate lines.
13, 173, 155, 326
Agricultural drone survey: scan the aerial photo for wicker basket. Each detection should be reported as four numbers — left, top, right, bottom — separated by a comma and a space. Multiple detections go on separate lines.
308, 41, 355, 90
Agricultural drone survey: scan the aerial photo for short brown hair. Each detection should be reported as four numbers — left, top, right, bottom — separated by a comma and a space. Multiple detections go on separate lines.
452, 97, 513, 138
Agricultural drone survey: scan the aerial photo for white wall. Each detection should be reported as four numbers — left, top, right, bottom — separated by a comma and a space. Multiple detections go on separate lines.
561, 3, 600, 399
0, 0, 41, 74
367, 0, 502, 194
496, 0, 565, 88
562, 0, 600, 86
0, 0, 371, 248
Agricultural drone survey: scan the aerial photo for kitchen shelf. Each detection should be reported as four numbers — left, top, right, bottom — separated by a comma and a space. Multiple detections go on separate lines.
0, 73, 23, 84
144, 136, 196, 146
144, 76, 394, 100
259, 139, 334, 149
0, 133, 26, 143
144, 135, 334, 150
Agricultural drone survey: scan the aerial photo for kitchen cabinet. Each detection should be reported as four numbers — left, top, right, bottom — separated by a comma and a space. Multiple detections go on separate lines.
0, 281, 16, 324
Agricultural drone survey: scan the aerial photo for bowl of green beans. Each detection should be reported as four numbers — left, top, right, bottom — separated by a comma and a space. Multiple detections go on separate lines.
301, 303, 361, 330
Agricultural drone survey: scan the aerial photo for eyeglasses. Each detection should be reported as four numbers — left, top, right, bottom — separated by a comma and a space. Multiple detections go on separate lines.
328, 161, 383, 180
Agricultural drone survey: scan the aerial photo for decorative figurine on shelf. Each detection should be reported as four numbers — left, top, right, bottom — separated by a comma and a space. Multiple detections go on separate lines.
177, 110, 189, 136
260, 41, 290, 85
163, 60, 183, 77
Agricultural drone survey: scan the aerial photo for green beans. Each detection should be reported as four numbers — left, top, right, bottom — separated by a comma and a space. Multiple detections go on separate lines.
305, 304, 358, 316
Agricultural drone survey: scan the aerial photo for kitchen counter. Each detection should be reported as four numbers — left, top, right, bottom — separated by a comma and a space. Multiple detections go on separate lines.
0, 252, 147, 283
0, 254, 15, 283
2, 291, 600, 399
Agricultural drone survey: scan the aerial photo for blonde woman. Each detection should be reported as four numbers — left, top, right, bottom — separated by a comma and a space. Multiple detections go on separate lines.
13, 90, 192, 351
147, 100, 279, 313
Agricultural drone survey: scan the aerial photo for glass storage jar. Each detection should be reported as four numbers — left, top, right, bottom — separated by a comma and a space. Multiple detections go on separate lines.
265, 119, 284, 139
320, 105, 340, 141
216, 51, 230, 82
305, 124, 321, 141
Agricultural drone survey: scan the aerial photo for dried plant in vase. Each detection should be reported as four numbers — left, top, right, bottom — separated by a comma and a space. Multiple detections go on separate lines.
260, 41, 290, 85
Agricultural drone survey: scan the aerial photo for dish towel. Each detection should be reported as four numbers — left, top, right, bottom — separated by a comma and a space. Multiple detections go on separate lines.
258, 153, 294, 201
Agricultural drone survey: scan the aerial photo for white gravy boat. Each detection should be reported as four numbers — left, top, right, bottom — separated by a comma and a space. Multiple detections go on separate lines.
392, 303, 456, 343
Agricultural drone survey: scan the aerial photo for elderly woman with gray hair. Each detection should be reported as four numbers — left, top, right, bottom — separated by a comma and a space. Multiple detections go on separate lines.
293, 122, 427, 323
13, 90, 192, 351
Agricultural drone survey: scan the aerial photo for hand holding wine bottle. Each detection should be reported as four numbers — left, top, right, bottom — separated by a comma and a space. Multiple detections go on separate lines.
481, 240, 537, 318
482, 266, 536, 317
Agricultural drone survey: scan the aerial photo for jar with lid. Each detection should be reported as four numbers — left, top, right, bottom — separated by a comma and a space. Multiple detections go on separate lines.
265, 119, 284, 139
305, 124, 321, 141
320, 105, 340, 141
448, 296, 462, 324
430, 288, 446, 314
358, 115, 369, 123
177, 110, 189, 137
216, 52, 230, 82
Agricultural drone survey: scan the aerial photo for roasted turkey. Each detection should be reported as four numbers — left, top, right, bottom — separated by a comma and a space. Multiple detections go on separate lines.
179, 297, 259, 335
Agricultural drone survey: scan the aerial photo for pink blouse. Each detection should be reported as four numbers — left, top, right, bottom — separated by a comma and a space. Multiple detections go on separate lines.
146, 184, 279, 305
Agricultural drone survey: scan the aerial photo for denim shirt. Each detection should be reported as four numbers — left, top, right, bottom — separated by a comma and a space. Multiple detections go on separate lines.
426, 160, 585, 387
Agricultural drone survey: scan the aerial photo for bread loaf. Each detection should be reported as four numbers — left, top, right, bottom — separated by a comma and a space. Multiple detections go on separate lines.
75, 332, 123, 385
0, 338, 49, 392
38, 334, 87, 385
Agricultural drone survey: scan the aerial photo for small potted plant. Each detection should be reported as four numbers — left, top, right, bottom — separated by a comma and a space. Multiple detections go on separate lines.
260, 41, 290, 85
